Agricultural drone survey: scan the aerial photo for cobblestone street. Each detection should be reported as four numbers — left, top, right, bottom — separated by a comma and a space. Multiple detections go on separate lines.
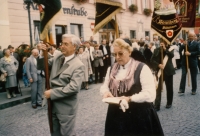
0, 69, 200, 136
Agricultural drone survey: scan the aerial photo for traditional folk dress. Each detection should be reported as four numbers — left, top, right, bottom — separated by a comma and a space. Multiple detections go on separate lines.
100, 58, 164, 136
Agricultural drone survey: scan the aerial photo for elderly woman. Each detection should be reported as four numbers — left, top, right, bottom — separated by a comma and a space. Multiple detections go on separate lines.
0, 49, 19, 99
100, 39, 164, 136
77, 46, 92, 90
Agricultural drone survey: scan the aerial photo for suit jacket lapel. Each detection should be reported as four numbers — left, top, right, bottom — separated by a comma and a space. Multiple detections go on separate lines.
53, 55, 75, 78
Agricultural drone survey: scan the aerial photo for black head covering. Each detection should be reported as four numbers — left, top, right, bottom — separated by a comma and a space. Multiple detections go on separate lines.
122, 38, 146, 64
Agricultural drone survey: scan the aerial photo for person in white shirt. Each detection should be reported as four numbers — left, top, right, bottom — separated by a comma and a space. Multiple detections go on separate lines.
131, 38, 140, 50
100, 38, 164, 136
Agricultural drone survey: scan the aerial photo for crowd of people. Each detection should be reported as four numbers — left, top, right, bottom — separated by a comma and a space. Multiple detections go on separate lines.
0, 32, 199, 135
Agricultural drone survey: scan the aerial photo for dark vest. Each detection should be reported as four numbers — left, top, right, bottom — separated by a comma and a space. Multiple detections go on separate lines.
111, 62, 145, 97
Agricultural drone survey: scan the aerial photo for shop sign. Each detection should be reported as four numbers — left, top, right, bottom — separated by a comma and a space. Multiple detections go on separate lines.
63, 5, 88, 16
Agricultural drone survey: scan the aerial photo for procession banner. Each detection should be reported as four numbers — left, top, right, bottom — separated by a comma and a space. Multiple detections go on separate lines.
151, 0, 182, 43
94, 0, 122, 34
33, 0, 62, 40
173, 0, 197, 28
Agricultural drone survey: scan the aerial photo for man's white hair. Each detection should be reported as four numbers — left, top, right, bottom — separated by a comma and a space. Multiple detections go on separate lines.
62, 34, 81, 49
32, 48, 39, 54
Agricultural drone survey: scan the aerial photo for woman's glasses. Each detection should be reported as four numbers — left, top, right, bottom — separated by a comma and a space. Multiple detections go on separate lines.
114, 51, 124, 57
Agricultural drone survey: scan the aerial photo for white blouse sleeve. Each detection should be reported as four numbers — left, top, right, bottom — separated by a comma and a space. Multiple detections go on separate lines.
130, 65, 156, 103
100, 67, 111, 96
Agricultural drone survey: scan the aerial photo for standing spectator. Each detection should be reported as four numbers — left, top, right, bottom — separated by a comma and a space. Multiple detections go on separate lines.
84, 41, 94, 83
48, 44, 61, 58
77, 46, 92, 90
144, 36, 150, 45
144, 44, 153, 68
89, 36, 97, 44
171, 42, 180, 69
151, 40, 175, 111
149, 42, 156, 53
131, 38, 140, 50
178, 32, 200, 95
26, 49, 43, 109
99, 39, 111, 77
22, 57, 29, 87
139, 41, 145, 55
154, 36, 160, 48
0, 49, 19, 99
8, 45, 20, 94
110, 41, 115, 66
92, 44, 104, 83
175, 38, 182, 69
43, 34, 85, 136
80, 37, 84, 44
0, 46, 3, 58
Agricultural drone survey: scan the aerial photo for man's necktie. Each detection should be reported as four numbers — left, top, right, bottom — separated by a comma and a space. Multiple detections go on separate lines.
60, 57, 65, 69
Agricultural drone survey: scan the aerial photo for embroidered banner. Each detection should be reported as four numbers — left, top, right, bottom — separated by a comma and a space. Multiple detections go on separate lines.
94, 0, 122, 34
151, 0, 182, 43
33, 0, 62, 40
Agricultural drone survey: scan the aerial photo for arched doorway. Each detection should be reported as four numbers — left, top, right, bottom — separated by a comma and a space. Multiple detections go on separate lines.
99, 19, 116, 44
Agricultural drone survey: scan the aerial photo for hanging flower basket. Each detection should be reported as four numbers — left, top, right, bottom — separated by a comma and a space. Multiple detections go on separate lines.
129, 4, 138, 13
143, 8, 152, 16
73, 0, 88, 4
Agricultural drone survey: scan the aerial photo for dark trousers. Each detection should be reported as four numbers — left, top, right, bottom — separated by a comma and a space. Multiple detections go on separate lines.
176, 59, 181, 69
103, 57, 110, 77
155, 74, 173, 108
198, 58, 200, 72
179, 65, 198, 92
94, 66, 103, 83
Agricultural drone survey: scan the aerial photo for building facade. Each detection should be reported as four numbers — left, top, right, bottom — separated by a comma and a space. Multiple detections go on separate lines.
0, 0, 156, 49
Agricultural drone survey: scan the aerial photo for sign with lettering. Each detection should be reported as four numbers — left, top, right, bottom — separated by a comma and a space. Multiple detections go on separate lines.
63, 5, 88, 16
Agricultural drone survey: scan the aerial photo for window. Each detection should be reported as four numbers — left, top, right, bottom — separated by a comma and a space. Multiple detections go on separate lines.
127, 0, 136, 7
130, 30, 136, 39
55, 25, 66, 46
145, 31, 150, 37
142, 0, 150, 9
70, 24, 83, 38
34, 21, 40, 35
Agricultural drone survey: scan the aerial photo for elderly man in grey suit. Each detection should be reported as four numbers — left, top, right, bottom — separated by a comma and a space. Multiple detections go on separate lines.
43, 34, 85, 136
26, 49, 43, 109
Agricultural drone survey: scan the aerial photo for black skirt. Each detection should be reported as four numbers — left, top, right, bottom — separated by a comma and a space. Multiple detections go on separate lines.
105, 102, 164, 136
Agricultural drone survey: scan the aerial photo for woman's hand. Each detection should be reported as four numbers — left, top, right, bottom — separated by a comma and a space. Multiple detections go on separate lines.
103, 91, 114, 98
120, 96, 131, 103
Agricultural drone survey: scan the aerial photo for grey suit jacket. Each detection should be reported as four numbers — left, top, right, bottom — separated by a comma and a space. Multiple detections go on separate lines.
92, 50, 104, 67
0, 56, 18, 76
26, 55, 38, 81
49, 53, 85, 114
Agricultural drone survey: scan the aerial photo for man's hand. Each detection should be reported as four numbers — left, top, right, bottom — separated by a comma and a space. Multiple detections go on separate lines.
103, 57, 105, 60
103, 91, 114, 98
44, 90, 51, 99
29, 78, 33, 83
106, 55, 109, 58
4, 73, 7, 77
41, 44, 47, 51
185, 51, 191, 56
158, 64, 164, 70
160, 43, 166, 50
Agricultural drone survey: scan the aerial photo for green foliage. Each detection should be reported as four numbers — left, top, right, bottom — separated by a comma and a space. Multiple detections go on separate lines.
129, 4, 138, 13
15, 44, 32, 58
143, 8, 152, 16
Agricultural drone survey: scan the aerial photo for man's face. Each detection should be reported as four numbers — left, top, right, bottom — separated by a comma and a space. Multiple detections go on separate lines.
188, 33, 194, 41
60, 37, 76, 57
32, 50, 38, 58
102, 40, 106, 45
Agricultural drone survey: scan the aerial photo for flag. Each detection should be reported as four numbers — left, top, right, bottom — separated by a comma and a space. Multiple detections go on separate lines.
33, 0, 62, 40
34, 26, 40, 44
94, 0, 122, 34
173, 0, 198, 27
151, 0, 182, 43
